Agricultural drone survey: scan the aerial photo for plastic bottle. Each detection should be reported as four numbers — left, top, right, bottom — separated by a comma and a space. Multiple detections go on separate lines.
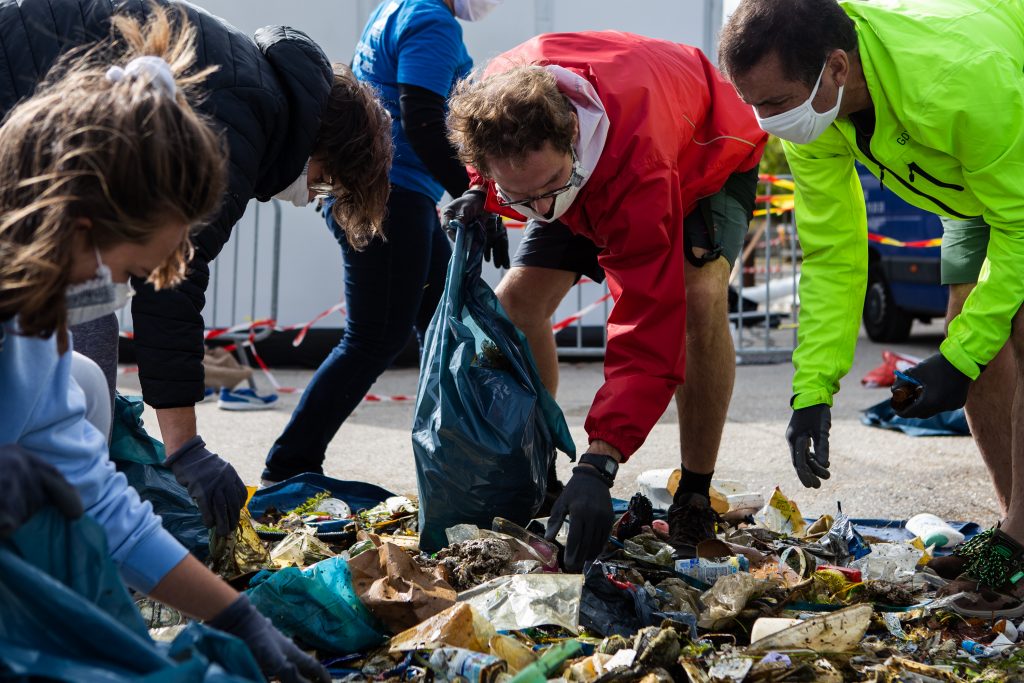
906, 513, 964, 549
962, 639, 996, 658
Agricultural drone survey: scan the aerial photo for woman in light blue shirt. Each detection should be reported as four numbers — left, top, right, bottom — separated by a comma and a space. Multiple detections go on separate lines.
0, 11, 327, 683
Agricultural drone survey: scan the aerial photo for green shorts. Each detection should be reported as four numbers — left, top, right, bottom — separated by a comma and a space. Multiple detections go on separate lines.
683, 172, 757, 269
939, 215, 989, 285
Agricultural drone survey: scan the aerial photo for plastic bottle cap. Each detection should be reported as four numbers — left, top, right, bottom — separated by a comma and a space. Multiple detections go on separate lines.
924, 532, 949, 548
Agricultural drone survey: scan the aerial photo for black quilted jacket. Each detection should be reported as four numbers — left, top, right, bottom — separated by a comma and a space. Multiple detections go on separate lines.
0, 0, 332, 407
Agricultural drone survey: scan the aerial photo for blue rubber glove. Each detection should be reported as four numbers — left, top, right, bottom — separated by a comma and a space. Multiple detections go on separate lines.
0, 444, 83, 538
207, 594, 329, 683
165, 435, 247, 537
891, 352, 973, 419
786, 404, 831, 488
545, 466, 614, 572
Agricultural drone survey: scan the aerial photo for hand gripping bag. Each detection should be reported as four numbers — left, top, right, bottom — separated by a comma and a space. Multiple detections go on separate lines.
412, 219, 576, 552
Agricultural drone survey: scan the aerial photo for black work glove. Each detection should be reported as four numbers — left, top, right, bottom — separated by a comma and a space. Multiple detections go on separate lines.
891, 352, 972, 419
441, 189, 487, 239
0, 444, 83, 538
165, 435, 247, 537
480, 212, 511, 269
786, 404, 831, 488
545, 466, 614, 572
208, 594, 329, 683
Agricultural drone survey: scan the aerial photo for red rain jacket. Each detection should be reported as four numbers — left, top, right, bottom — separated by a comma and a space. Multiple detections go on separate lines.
471, 32, 766, 459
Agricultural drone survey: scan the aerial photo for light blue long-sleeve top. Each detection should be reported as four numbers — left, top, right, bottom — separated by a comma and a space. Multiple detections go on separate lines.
0, 319, 187, 592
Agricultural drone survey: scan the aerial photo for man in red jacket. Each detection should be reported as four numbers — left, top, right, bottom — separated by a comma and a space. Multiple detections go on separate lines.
443, 31, 766, 570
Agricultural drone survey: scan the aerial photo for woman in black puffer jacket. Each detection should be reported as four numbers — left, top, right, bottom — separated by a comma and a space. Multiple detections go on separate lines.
0, 0, 392, 537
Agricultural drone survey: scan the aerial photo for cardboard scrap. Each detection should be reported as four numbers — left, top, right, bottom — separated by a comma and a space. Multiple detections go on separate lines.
349, 541, 457, 633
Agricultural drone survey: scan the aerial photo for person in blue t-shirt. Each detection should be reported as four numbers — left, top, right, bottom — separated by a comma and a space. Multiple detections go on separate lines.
263, 0, 504, 484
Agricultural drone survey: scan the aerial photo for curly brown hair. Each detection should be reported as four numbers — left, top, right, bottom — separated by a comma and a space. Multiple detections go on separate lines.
446, 65, 576, 177
0, 7, 226, 352
312, 65, 393, 250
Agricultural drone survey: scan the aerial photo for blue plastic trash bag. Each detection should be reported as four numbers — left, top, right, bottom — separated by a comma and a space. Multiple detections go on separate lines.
109, 394, 209, 559
0, 507, 262, 682
248, 473, 395, 534
247, 556, 386, 654
412, 220, 576, 552
861, 399, 970, 437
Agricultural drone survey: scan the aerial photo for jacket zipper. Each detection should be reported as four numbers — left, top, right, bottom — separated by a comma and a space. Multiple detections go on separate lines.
907, 162, 965, 191
853, 131, 970, 219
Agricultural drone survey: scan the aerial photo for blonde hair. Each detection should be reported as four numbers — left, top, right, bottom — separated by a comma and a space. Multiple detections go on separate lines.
447, 65, 576, 177
314, 65, 393, 250
0, 7, 226, 352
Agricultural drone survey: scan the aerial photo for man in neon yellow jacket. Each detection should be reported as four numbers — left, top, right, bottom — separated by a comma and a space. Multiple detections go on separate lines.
720, 0, 1024, 611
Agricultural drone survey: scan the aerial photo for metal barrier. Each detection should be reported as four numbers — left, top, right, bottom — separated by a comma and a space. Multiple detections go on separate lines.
732, 175, 799, 365
208, 199, 284, 328
118, 188, 799, 370
116, 199, 284, 335
554, 175, 800, 365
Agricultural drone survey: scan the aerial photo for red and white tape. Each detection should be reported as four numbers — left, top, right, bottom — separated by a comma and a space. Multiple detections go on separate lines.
117, 284, 614, 402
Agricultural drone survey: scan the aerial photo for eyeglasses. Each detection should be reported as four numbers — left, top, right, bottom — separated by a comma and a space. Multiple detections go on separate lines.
494, 150, 579, 209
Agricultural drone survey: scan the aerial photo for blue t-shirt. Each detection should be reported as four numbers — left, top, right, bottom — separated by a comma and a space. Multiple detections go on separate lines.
353, 0, 472, 202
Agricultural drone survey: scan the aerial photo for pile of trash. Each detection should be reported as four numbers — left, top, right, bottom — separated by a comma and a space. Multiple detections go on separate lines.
169, 472, 1021, 682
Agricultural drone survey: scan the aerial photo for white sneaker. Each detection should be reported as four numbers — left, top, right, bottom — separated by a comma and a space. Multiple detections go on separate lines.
217, 387, 278, 411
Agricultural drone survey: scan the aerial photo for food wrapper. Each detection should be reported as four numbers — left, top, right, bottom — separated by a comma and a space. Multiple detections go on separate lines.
675, 556, 747, 585
850, 542, 922, 584
697, 572, 765, 630
270, 526, 335, 568
754, 487, 806, 537
815, 512, 871, 563
389, 602, 496, 653
458, 573, 584, 632
209, 508, 272, 579
623, 534, 675, 567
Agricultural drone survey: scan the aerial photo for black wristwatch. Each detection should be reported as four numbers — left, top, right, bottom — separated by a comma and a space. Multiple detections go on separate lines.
579, 452, 619, 486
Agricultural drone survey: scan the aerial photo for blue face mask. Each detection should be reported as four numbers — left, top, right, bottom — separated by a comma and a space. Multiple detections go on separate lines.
65, 248, 134, 326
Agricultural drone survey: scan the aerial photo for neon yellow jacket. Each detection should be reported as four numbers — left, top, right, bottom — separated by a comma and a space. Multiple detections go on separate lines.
786, 0, 1024, 409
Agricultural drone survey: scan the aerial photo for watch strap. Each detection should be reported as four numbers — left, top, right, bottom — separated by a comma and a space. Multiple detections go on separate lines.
579, 452, 618, 484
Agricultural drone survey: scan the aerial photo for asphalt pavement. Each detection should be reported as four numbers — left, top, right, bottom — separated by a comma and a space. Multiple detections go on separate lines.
116, 321, 997, 527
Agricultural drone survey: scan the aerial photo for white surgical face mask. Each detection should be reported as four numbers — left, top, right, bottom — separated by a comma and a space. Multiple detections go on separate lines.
273, 160, 311, 207
499, 151, 588, 224
66, 248, 134, 326
453, 0, 502, 21
755, 59, 844, 144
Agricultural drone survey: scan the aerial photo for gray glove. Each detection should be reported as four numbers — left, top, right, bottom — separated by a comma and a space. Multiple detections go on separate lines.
165, 435, 247, 537
786, 404, 831, 488
208, 594, 329, 683
0, 444, 83, 538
